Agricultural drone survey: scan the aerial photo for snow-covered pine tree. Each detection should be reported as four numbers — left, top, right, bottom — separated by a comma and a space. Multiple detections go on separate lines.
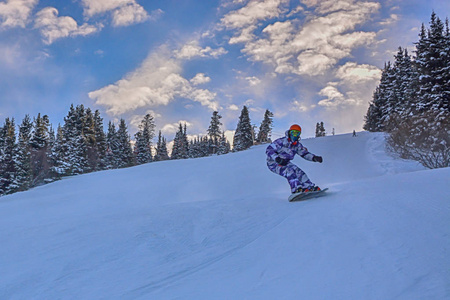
256, 109, 273, 144
15, 115, 33, 191
61, 105, 87, 175
134, 114, 155, 165
0, 121, 4, 194
170, 124, 181, 160
217, 132, 231, 155
364, 62, 395, 132
105, 121, 120, 169
188, 138, 199, 158
0, 118, 18, 195
30, 113, 51, 184
0, 121, 5, 195
94, 110, 107, 170
233, 106, 253, 152
116, 118, 134, 168
182, 124, 190, 159
154, 131, 169, 161
207, 111, 222, 154
364, 88, 383, 132
377, 12, 449, 168
171, 123, 189, 160
315, 122, 326, 137
377, 62, 396, 130
84, 108, 97, 172
49, 124, 68, 178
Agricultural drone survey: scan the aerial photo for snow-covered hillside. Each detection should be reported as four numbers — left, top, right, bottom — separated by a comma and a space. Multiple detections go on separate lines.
1, 132, 449, 299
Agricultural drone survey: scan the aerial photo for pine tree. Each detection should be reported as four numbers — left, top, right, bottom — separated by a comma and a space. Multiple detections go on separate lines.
171, 123, 189, 159
207, 111, 222, 154
170, 124, 182, 160
84, 108, 97, 172
233, 106, 253, 151
364, 62, 396, 132
154, 131, 169, 161
370, 12, 450, 168
134, 114, 155, 164
15, 115, 33, 191
105, 121, 120, 169
62, 105, 87, 175
30, 113, 51, 184
217, 132, 231, 155
94, 110, 107, 170
0, 120, 5, 195
320, 122, 326, 137
0, 118, 18, 195
116, 118, 134, 168
256, 109, 274, 144
49, 124, 68, 178
315, 122, 326, 137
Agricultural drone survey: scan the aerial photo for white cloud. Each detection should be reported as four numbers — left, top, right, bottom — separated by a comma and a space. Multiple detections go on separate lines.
318, 84, 356, 107
228, 104, 239, 111
161, 121, 192, 135
174, 41, 227, 60
379, 13, 398, 26
221, 0, 288, 30
318, 61, 381, 109
34, 7, 102, 44
190, 73, 211, 86
89, 47, 219, 116
129, 110, 160, 130
221, 0, 380, 76
0, 0, 37, 28
245, 76, 260, 86
290, 100, 314, 112
335, 62, 381, 84
81, 0, 154, 27
81, 0, 134, 17
111, 3, 148, 27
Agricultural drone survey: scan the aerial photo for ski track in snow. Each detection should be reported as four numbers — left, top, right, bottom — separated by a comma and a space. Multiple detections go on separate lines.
0, 132, 449, 300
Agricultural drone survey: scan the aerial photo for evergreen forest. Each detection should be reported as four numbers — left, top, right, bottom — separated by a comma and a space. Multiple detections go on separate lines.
364, 12, 449, 169
0, 105, 273, 196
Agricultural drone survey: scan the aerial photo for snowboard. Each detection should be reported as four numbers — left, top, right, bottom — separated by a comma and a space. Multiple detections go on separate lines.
288, 188, 328, 202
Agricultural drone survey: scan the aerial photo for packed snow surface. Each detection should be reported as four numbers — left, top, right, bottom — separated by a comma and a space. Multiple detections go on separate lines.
1, 132, 449, 299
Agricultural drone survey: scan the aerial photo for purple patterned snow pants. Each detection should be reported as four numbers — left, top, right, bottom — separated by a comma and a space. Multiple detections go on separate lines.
267, 161, 313, 193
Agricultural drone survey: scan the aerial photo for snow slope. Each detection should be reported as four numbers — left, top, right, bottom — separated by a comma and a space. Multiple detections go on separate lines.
1, 132, 449, 299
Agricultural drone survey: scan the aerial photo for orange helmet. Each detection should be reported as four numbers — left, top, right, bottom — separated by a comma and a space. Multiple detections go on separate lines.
289, 124, 302, 132
288, 124, 301, 142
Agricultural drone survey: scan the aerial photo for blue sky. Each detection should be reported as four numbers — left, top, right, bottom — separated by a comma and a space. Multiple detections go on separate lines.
0, 0, 449, 141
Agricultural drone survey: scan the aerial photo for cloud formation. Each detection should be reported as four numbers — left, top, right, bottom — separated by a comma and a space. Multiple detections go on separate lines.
174, 41, 227, 60
221, 0, 288, 30
190, 73, 211, 86
34, 7, 101, 44
221, 0, 380, 76
318, 62, 381, 108
0, 0, 37, 28
81, 0, 152, 27
336, 62, 381, 84
89, 47, 219, 116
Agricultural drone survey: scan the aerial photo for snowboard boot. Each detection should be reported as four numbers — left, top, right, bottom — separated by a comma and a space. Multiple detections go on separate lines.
311, 186, 321, 192
293, 186, 321, 194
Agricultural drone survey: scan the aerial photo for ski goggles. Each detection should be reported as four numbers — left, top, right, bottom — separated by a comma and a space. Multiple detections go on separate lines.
290, 130, 301, 137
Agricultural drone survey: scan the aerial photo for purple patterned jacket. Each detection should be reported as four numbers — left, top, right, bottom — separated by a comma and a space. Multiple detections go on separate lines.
266, 130, 315, 163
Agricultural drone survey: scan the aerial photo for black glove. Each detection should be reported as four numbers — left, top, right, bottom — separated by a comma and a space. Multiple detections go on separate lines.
313, 156, 323, 163
275, 156, 290, 166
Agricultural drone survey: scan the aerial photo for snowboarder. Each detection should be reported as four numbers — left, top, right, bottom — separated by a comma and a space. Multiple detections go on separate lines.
266, 124, 323, 194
